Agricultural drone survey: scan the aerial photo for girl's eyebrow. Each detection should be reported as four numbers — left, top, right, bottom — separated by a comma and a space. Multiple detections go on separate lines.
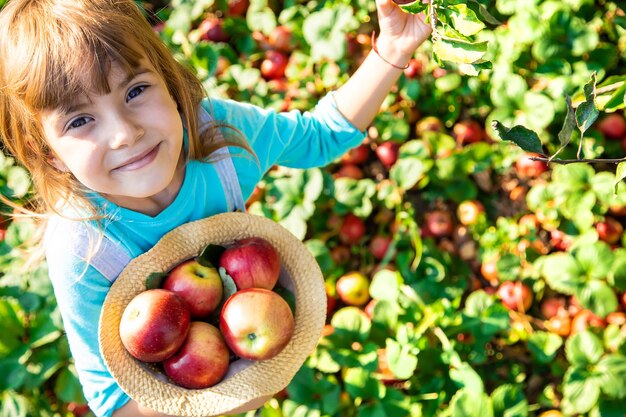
117, 67, 153, 90
58, 67, 153, 116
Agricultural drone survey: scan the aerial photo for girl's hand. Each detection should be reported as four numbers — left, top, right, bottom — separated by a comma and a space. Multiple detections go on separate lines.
374, 0, 432, 68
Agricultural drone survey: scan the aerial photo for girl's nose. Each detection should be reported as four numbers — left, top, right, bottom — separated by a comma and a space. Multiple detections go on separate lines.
110, 113, 144, 149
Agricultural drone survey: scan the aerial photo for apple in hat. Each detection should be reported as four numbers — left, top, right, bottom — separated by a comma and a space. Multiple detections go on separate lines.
220, 237, 281, 290
162, 259, 223, 318
163, 322, 230, 389
220, 288, 295, 360
119, 289, 190, 362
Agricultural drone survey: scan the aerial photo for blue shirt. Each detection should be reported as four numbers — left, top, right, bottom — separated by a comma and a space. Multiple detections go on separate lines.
43, 92, 365, 417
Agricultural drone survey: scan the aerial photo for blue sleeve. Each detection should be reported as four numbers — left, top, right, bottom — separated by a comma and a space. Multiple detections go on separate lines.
206, 91, 366, 200
45, 225, 130, 417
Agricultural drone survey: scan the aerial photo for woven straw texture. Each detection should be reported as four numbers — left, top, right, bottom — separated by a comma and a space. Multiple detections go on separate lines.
99, 212, 326, 416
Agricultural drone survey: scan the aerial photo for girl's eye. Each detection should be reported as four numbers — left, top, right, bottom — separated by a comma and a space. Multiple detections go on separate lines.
67, 116, 92, 131
127, 85, 148, 101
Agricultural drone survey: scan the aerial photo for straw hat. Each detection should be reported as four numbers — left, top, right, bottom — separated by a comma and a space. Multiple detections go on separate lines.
99, 212, 326, 416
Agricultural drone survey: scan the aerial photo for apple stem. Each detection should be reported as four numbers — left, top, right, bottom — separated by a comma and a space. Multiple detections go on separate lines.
247, 333, 256, 341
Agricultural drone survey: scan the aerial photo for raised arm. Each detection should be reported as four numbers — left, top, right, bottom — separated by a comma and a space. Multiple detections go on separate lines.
333, 0, 431, 131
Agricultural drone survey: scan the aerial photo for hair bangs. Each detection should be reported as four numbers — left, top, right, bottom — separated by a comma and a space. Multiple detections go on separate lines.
3, 0, 145, 113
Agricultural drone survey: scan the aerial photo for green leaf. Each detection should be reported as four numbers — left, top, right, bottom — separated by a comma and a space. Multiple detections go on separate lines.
446, 4, 485, 37
330, 307, 371, 341
398, 1, 428, 15
390, 158, 432, 191
54, 365, 85, 403
6, 166, 30, 198
491, 121, 544, 154
198, 244, 226, 268
0, 390, 28, 417
369, 270, 402, 302
541, 253, 584, 294
565, 330, 604, 367
552, 95, 576, 160
145, 272, 168, 290
577, 281, 618, 319
433, 38, 488, 65
490, 384, 528, 417
449, 388, 494, 417
385, 339, 418, 380
450, 361, 484, 394
609, 257, 626, 291
217, 267, 238, 303
596, 354, 626, 399
575, 73, 599, 134
574, 242, 614, 280
344, 367, 381, 400
527, 331, 563, 364
562, 366, 601, 414
246, 7, 277, 35
333, 178, 376, 217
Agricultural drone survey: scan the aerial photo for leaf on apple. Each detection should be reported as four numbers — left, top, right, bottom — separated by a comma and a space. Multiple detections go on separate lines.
273, 283, 296, 315
198, 244, 226, 268
218, 266, 238, 301
145, 272, 168, 290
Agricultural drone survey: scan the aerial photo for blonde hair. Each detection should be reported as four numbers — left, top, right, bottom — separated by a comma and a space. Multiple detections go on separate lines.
0, 0, 250, 220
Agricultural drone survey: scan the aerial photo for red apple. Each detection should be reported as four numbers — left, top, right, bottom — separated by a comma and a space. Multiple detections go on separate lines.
515, 153, 548, 179
540, 297, 566, 319
453, 119, 484, 145
162, 259, 223, 318
261, 51, 289, 80
570, 309, 606, 334
220, 288, 295, 360
595, 217, 623, 244
369, 235, 393, 260
163, 322, 230, 389
268, 26, 292, 52
335, 164, 364, 179
228, 0, 249, 16
403, 58, 423, 79
220, 237, 281, 291
341, 143, 370, 165
339, 214, 366, 245
198, 17, 229, 43
415, 116, 444, 136
456, 200, 485, 226
480, 257, 498, 283
336, 272, 370, 306
119, 289, 190, 362
376, 141, 400, 168
597, 113, 626, 140
497, 281, 533, 312
422, 210, 454, 238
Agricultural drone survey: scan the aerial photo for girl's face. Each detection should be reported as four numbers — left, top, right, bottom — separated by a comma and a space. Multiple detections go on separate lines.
39, 59, 184, 216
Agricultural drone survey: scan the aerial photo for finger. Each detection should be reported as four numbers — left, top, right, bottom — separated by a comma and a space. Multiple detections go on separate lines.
376, 0, 398, 17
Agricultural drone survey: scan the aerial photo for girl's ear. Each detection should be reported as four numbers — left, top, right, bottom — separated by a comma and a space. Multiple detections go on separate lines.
48, 154, 69, 172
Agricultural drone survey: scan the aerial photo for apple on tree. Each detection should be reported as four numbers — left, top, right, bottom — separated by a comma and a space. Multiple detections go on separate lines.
220, 288, 295, 361
119, 289, 190, 363
163, 322, 230, 389
162, 259, 223, 318
220, 237, 281, 290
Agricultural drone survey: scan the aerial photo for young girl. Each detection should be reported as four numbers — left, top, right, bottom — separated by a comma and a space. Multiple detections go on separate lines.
0, 0, 431, 415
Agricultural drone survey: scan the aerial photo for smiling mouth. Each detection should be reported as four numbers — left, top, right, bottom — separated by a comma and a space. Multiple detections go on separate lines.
113, 143, 161, 172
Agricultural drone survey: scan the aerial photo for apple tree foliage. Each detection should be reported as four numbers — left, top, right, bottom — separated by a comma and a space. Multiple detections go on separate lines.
1, 0, 626, 416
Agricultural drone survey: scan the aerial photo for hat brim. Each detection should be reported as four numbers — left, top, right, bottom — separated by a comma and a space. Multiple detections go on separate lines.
99, 212, 326, 416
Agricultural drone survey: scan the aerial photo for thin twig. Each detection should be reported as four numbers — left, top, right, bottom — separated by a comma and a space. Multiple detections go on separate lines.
531, 156, 626, 164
